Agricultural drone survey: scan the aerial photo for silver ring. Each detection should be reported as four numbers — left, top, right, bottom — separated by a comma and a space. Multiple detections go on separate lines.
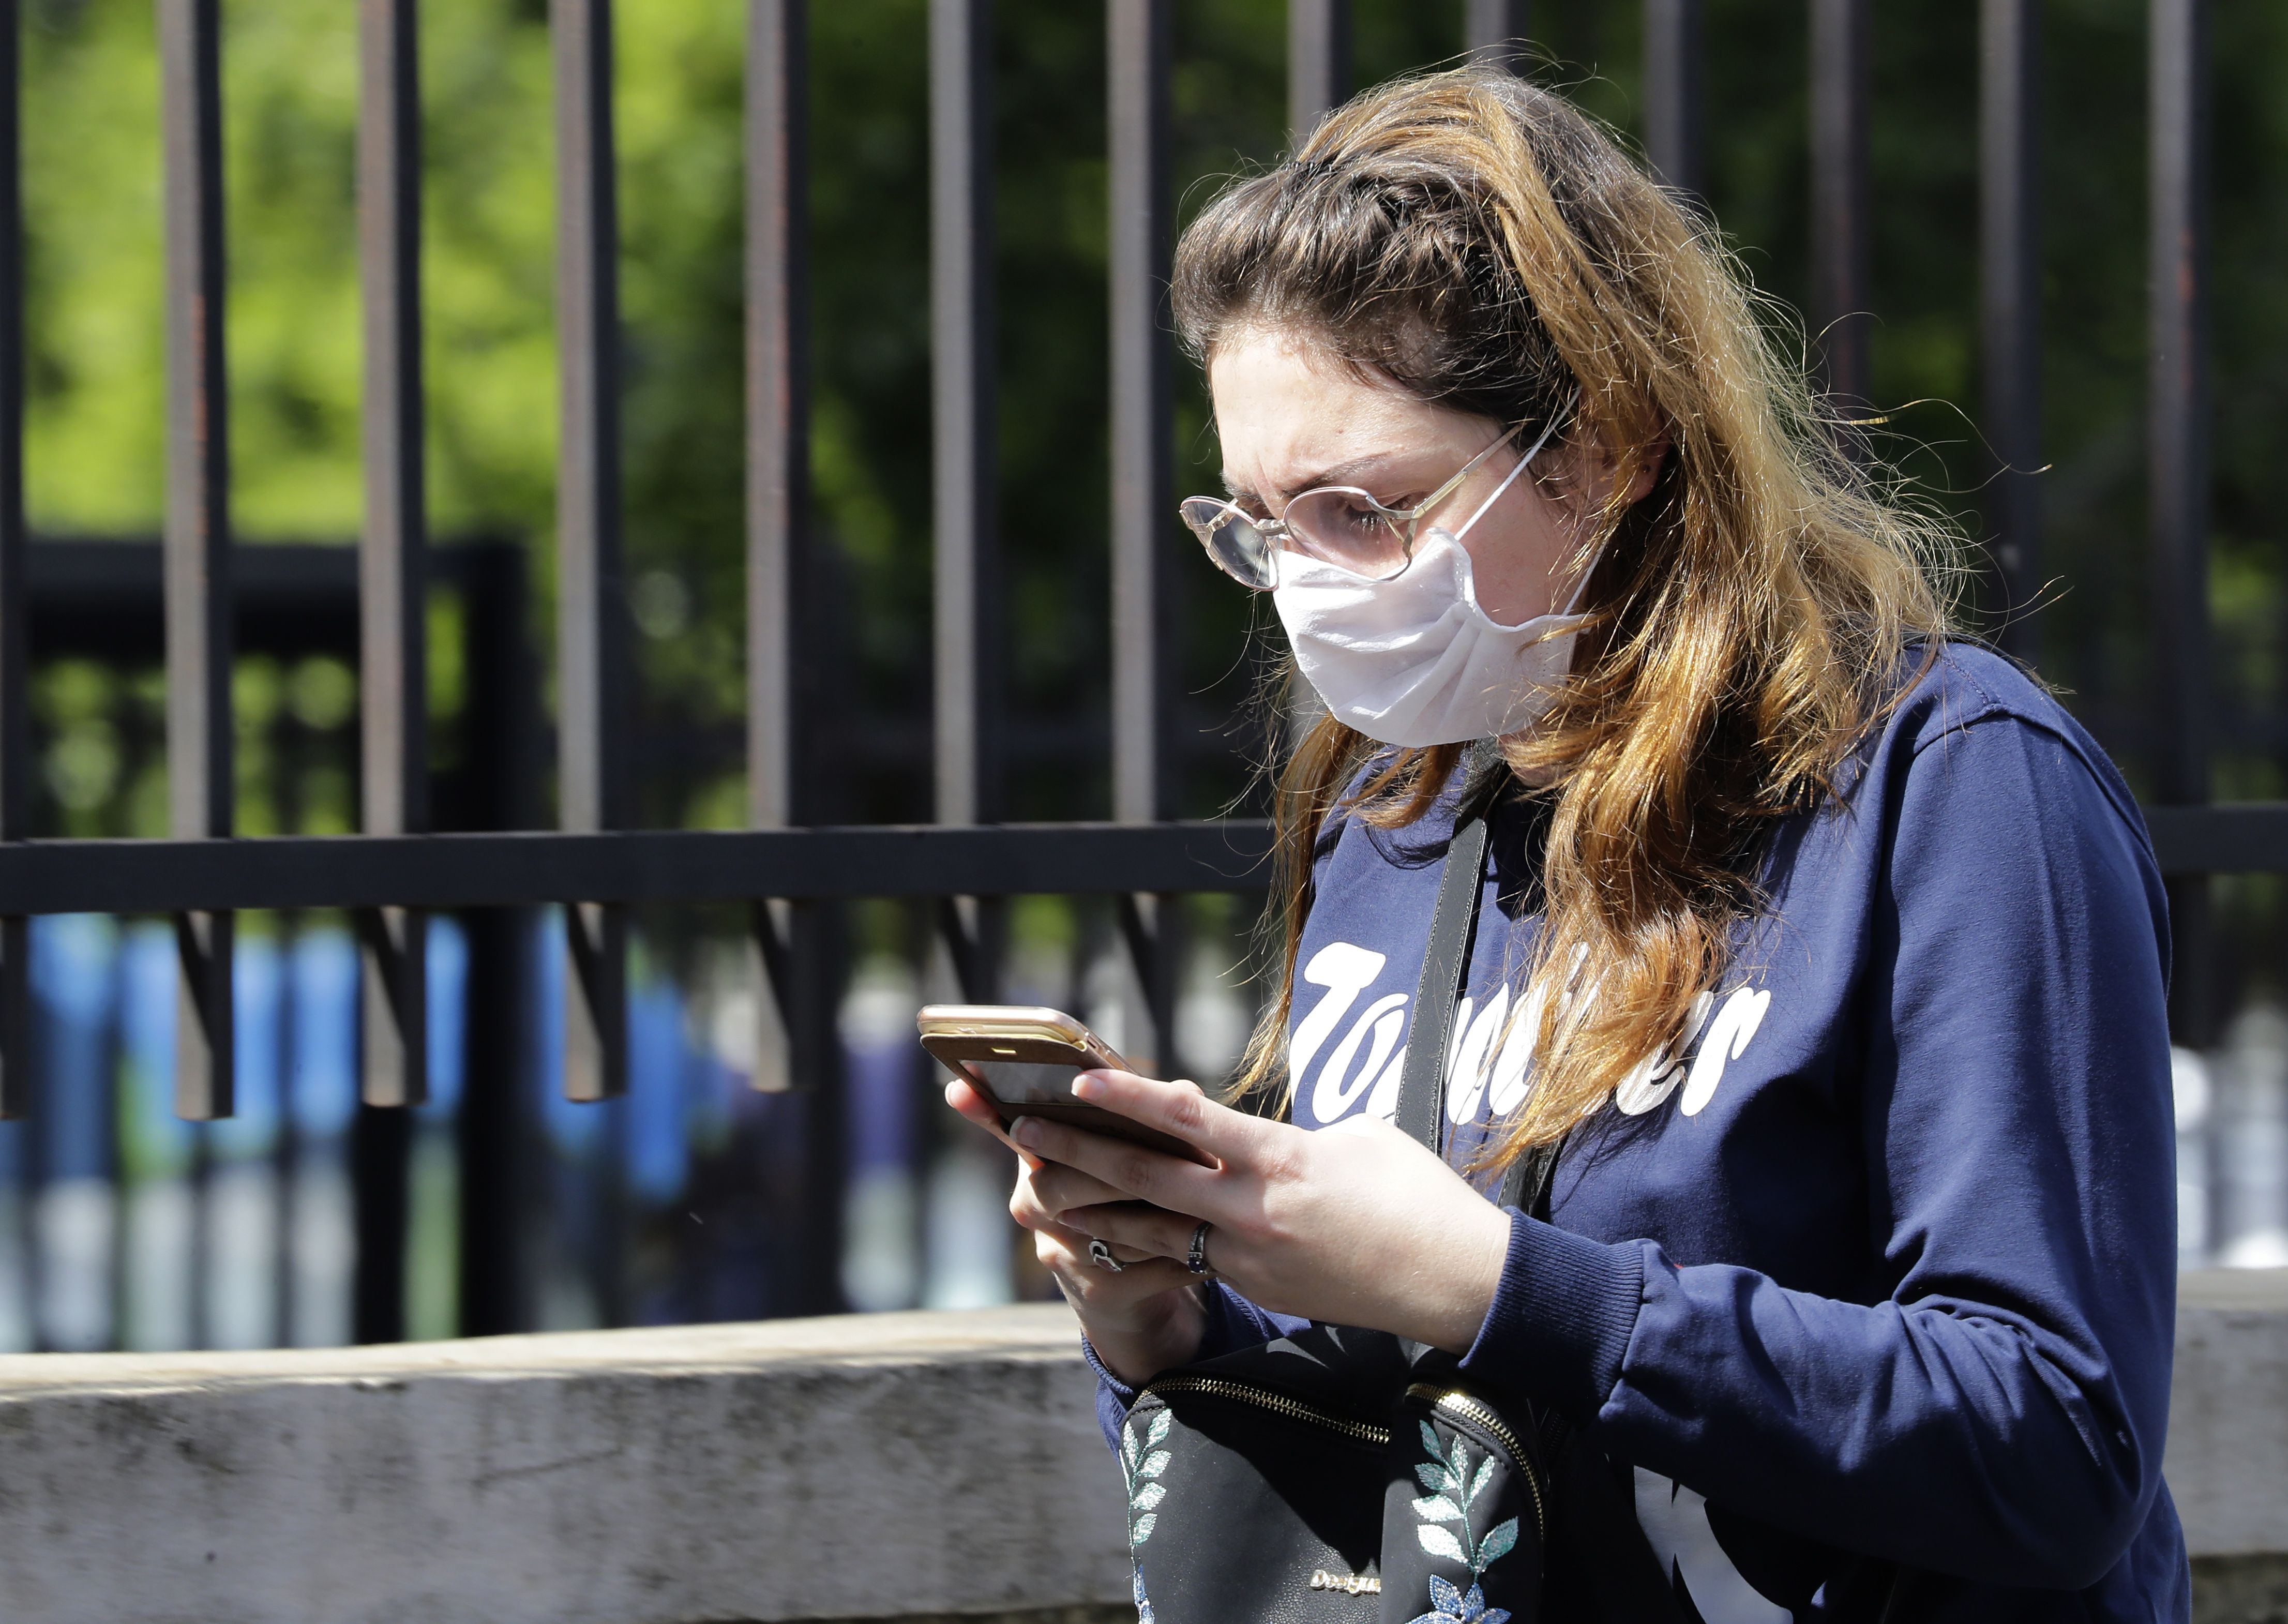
1186, 1221, 1213, 1277
1088, 1237, 1125, 1273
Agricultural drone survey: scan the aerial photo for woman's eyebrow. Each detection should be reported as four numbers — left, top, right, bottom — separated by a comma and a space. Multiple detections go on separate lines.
1238, 452, 1403, 505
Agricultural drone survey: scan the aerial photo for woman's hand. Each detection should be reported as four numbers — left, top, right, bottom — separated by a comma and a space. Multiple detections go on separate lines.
943, 1077, 1209, 1387
1010, 1069, 1513, 1355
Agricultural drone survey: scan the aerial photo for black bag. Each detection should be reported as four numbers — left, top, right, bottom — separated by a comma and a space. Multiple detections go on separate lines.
1120, 802, 1564, 1624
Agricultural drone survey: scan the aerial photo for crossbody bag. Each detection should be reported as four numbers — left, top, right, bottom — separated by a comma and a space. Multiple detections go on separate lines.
1118, 798, 1568, 1624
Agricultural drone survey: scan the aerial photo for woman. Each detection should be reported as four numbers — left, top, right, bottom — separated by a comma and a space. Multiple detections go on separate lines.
946, 68, 2184, 1621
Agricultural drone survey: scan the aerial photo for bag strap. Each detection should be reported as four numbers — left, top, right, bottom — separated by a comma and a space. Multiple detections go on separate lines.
1392, 806, 1491, 1157
1496, 1135, 1562, 1214
1386, 766, 1568, 1216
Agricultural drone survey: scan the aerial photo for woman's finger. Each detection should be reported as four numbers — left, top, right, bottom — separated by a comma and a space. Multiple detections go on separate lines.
942, 1078, 1047, 1171
1008, 1110, 1222, 1215
1063, 1199, 1205, 1264
1028, 1159, 1134, 1217
1036, 1230, 1195, 1300
1011, 1179, 1147, 1241
1070, 1068, 1261, 1164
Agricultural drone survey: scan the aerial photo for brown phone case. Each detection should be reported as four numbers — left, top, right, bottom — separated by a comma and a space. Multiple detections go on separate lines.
917, 1004, 1214, 1166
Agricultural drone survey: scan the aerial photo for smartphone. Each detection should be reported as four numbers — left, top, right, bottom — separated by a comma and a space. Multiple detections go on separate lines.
918, 1004, 1212, 1165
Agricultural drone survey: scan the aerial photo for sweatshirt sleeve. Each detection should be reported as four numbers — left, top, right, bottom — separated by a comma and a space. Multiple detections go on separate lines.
1086, 1283, 1310, 1451
1456, 712, 2180, 1589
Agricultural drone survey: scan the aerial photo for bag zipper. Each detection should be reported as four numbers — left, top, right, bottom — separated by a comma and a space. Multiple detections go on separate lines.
1143, 1374, 1393, 1447
1406, 1382, 1546, 1542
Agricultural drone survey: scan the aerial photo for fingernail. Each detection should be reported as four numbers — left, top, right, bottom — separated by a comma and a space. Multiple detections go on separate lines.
1071, 1072, 1104, 1101
1010, 1116, 1042, 1148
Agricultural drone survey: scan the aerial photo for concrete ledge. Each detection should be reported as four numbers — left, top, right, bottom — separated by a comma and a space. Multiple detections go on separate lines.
0, 1275, 2277, 1622
0, 1304, 1131, 1624
2172, 1269, 2288, 1559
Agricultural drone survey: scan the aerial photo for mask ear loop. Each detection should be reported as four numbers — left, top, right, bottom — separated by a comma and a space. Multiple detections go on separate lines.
1450, 396, 1599, 614
1451, 399, 1577, 540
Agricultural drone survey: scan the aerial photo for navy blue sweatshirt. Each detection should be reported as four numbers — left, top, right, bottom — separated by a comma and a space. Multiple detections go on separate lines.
1088, 645, 2188, 1621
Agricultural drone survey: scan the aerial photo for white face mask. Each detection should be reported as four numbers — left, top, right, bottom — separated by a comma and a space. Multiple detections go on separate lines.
1271, 451, 1599, 748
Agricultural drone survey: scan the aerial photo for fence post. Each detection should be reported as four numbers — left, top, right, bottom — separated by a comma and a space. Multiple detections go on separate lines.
930, 0, 1005, 1009
2149, 0, 2211, 1046
1289, 0, 1350, 144
553, 0, 630, 1104
159, 0, 234, 1120
0, 0, 28, 1120
357, 0, 429, 1111
1109, 0, 1179, 1075
1464, 1, 1530, 70
1808, 0, 1872, 422
1980, 0, 2042, 661
1644, 0, 1706, 200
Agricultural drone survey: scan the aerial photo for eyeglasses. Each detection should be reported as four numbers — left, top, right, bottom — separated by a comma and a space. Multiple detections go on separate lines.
1178, 401, 1574, 591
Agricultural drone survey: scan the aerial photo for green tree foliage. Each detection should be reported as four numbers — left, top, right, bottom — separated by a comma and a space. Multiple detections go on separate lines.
20, 0, 2288, 838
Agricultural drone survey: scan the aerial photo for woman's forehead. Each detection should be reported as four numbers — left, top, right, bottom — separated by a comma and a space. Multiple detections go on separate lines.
1207, 330, 1485, 495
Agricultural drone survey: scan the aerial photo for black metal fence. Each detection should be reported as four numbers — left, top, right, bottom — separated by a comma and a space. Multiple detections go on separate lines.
0, 0, 2269, 1343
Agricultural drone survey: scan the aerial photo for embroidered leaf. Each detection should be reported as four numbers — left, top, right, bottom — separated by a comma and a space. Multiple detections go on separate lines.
1414, 1461, 1450, 1493
1411, 1494, 1462, 1522
1449, 1435, 1472, 1477
1416, 1524, 1467, 1563
1147, 1408, 1172, 1447
1136, 1449, 1172, 1480
1122, 1427, 1140, 1471
1428, 1573, 1464, 1613
1477, 1517, 1518, 1568
1131, 1511, 1157, 1546
1419, 1420, 1444, 1460
1468, 1454, 1495, 1505
1131, 1480, 1166, 1512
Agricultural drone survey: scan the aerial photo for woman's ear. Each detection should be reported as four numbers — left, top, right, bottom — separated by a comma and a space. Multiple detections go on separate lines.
1558, 428, 1670, 517
1618, 436, 1670, 507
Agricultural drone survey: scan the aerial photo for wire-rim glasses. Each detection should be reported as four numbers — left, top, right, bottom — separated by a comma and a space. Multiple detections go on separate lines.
1178, 404, 1572, 591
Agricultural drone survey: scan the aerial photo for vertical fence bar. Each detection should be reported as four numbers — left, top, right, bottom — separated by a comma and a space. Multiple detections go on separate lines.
2149, 0, 2211, 1043
1808, 0, 1871, 416
930, 0, 1004, 1014
453, 544, 540, 1335
747, 0, 818, 1081
553, 0, 628, 1102
159, 0, 234, 1119
748, 0, 810, 853
1979, 0, 2041, 661
356, 0, 428, 1110
1643, 0, 1706, 200
932, 0, 999, 837
0, 0, 27, 1119
1288, 0, 1349, 144
1109, 0, 1178, 1073
1464, 1, 1530, 70
748, 0, 842, 1311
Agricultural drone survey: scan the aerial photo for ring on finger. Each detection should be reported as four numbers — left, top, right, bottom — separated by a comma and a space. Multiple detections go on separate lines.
1186, 1220, 1213, 1278
1088, 1237, 1126, 1273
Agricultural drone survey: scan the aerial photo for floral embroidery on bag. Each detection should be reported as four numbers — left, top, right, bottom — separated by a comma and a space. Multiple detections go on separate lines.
1121, 1407, 1174, 1622
1406, 1421, 1517, 1624
1121, 1406, 1173, 1547
1410, 1572, 1507, 1624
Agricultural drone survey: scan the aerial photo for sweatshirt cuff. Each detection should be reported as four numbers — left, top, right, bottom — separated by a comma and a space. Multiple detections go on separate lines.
1081, 1332, 1140, 1407
1457, 1210, 1645, 1424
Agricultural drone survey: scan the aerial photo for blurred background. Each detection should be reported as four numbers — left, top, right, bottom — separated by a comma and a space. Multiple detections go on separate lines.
5, 0, 2282, 1352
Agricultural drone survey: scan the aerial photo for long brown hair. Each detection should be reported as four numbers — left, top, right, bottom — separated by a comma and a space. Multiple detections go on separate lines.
1179, 68, 1954, 1158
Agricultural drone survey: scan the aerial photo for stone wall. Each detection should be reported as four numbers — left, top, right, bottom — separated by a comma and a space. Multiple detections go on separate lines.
0, 1273, 2271, 1622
